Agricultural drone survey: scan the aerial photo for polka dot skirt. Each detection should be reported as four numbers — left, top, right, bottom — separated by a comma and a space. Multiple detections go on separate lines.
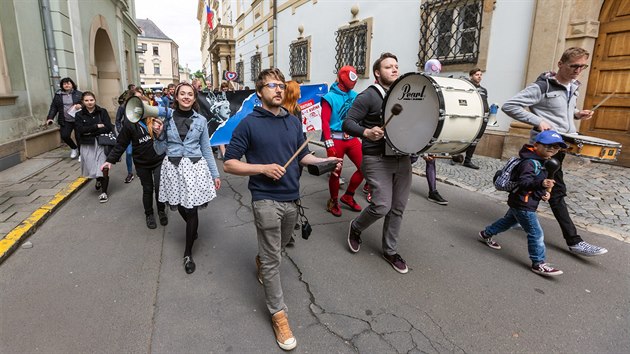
159, 157, 216, 209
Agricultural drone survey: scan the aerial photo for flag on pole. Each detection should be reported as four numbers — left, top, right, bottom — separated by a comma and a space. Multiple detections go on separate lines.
206, 3, 214, 30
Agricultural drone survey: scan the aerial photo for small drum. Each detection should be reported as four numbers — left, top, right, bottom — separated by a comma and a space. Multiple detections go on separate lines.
560, 133, 622, 162
382, 72, 486, 155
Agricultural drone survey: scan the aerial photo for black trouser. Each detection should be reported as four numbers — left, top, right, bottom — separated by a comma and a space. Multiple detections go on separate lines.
548, 151, 582, 246
136, 165, 165, 216
59, 121, 79, 150
464, 144, 476, 163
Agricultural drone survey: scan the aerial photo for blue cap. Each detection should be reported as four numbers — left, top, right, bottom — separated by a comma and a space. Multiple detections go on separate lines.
535, 130, 568, 148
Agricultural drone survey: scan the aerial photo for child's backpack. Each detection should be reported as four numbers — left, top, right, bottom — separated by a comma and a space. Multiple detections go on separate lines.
493, 157, 541, 192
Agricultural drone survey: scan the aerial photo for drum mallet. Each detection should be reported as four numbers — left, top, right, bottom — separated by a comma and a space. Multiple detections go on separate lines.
283, 137, 311, 169
382, 103, 403, 129
544, 158, 560, 193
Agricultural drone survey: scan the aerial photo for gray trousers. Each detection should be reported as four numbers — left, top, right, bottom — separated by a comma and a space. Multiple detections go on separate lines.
252, 199, 298, 315
352, 155, 412, 255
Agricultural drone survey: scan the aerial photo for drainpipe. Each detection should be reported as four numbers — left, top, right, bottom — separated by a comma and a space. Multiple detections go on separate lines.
273, 0, 277, 68
40, 0, 61, 92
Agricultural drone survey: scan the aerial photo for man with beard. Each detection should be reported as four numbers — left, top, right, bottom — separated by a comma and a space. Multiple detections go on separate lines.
223, 68, 341, 351
342, 52, 412, 274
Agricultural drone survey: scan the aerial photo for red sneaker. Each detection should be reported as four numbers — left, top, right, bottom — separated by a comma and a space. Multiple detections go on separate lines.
326, 199, 342, 217
366, 193, 372, 203
340, 194, 362, 211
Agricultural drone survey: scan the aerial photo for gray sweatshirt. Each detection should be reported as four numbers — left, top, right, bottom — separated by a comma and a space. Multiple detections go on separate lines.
502, 72, 581, 142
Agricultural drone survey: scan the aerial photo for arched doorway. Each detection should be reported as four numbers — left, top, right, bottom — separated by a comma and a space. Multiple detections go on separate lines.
90, 16, 120, 116
582, 0, 630, 167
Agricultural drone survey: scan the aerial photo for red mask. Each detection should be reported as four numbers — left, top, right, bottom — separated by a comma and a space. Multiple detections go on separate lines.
337, 65, 358, 91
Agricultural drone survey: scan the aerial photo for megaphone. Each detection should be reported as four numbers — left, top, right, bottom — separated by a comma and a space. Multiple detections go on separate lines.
124, 96, 163, 123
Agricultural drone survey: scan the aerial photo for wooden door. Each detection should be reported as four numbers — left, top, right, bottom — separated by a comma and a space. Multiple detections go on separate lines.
582, 0, 630, 167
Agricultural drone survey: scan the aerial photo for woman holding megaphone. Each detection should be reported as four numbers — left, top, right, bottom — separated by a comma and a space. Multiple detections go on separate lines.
150, 83, 222, 274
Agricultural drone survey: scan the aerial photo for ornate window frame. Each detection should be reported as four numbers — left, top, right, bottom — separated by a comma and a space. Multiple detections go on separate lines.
334, 18, 373, 78
250, 53, 261, 81
289, 35, 310, 81
419, 0, 483, 66
236, 60, 244, 85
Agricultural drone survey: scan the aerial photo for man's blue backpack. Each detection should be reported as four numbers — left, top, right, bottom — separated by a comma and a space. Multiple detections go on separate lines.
493, 157, 541, 192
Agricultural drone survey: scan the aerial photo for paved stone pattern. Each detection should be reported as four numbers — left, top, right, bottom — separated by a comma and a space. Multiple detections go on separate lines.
0, 148, 81, 242
2, 145, 628, 244
413, 155, 630, 242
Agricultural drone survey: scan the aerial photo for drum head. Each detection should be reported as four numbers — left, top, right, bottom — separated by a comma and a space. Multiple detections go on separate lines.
383, 73, 440, 154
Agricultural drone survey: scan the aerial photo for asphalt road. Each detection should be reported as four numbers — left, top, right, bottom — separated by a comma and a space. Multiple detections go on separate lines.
1, 156, 628, 353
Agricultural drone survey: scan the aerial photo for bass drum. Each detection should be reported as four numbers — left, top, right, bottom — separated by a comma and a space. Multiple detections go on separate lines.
382, 72, 486, 155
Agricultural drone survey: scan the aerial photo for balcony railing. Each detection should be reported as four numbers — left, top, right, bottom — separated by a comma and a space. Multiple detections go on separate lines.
209, 25, 234, 43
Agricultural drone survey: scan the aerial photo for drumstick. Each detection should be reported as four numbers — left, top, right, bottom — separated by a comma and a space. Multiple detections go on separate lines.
591, 92, 615, 112
382, 104, 403, 129
283, 137, 311, 169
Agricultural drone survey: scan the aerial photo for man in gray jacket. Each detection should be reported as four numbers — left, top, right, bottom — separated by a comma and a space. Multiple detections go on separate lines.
502, 47, 607, 257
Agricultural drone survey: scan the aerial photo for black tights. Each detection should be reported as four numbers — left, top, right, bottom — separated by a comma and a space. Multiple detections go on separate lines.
177, 206, 198, 257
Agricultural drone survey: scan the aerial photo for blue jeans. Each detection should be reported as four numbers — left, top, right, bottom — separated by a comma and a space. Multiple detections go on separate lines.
125, 144, 133, 174
484, 207, 546, 264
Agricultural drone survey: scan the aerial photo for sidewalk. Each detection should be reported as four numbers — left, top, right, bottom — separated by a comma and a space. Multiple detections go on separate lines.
412, 154, 630, 242
1, 145, 628, 263
0, 148, 87, 262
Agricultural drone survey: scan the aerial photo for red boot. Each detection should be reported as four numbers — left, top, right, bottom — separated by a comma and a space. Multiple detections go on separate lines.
327, 199, 342, 217
340, 194, 362, 211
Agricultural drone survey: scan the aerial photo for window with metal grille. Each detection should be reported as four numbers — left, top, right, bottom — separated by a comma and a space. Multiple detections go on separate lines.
419, 0, 482, 66
289, 37, 309, 79
335, 21, 371, 76
236, 61, 244, 84
139, 63, 145, 74
251, 53, 261, 81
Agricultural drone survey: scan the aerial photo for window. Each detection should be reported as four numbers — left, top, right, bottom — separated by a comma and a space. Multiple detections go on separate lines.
153, 46, 159, 55
141, 43, 147, 52
419, 0, 483, 65
154, 64, 160, 75
289, 36, 310, 80
250, 53, 261, 81
139, 63, 145, 74
0, 22, 16, 105
236, 61, 244, 85
334, 19, 372, 77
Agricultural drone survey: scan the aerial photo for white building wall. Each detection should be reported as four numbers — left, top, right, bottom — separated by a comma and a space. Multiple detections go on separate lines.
275, 1, 421, 92
439, 0, 536, 133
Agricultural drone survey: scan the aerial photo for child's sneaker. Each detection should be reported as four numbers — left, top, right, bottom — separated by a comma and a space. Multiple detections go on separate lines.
531, 262, 563, 276
478, 231, 501, 250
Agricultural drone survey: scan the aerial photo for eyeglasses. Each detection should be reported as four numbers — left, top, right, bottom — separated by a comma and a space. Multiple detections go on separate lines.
568, 64, 589, 70
264, 83, 286, 90
542, 143, 562, 150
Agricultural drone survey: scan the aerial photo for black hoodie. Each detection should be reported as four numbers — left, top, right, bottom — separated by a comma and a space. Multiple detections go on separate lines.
507, 144, 548, 212
225, 106, 309, 202
106, 118, 165, 169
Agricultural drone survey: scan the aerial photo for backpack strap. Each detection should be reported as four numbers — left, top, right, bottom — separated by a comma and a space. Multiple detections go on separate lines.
370, 84, 386, 99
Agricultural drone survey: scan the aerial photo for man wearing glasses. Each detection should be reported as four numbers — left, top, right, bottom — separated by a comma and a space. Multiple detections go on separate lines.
223, 68, 341, 351
502, 47, 608, 257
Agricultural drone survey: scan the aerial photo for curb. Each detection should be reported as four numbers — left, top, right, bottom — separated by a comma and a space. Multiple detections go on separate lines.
0, 177, 89, 264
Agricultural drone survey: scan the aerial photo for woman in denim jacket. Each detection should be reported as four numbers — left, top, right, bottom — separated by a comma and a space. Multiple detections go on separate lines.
152, 83, 221, 274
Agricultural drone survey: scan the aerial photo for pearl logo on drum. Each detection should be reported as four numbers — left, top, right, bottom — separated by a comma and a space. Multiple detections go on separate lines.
398, 84, 426, 101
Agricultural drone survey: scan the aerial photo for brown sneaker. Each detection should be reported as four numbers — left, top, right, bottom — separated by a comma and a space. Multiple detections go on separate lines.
271, 310, 297, 350
255, 255, 263, 285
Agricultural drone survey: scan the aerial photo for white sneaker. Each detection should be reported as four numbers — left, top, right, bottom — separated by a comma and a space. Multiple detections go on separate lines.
77, 155, 81, 163
99, 193, 108, 203
70, 149, 78, 159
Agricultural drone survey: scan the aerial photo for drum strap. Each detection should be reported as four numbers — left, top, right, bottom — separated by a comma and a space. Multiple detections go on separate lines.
370, 84, 387, 99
